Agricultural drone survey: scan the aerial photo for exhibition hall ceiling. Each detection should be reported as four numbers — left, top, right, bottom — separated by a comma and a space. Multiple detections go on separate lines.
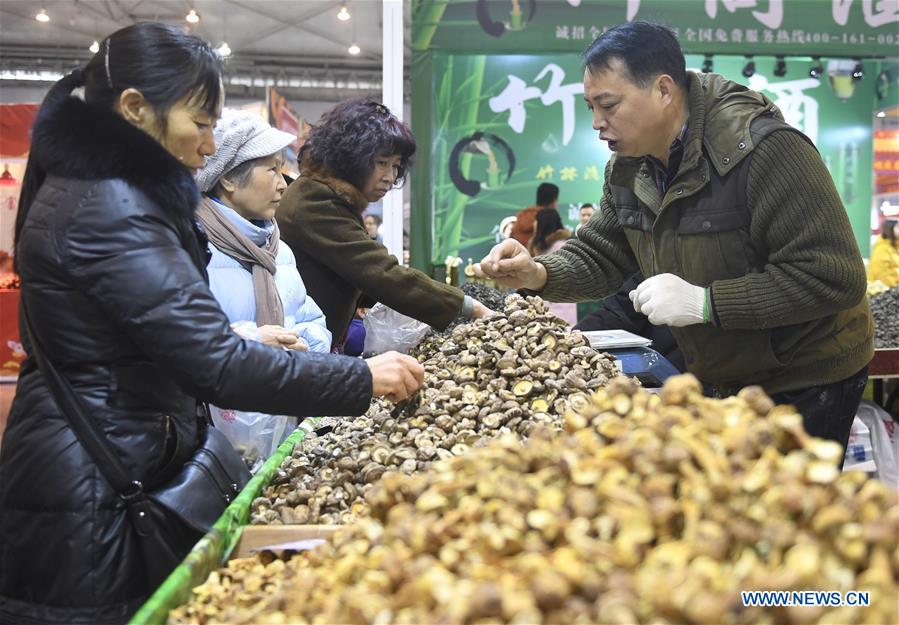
0, 0, 403, 99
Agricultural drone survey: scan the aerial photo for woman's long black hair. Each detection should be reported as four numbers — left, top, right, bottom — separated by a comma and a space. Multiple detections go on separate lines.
14, 22, 223, 271
532, 207, 566, 254
883, 219, 898, 248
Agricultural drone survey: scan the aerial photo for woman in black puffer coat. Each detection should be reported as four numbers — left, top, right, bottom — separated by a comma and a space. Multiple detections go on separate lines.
0, 23, 421, 625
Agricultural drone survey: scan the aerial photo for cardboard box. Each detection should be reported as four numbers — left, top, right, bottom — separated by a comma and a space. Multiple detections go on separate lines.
230, 524, 341, 559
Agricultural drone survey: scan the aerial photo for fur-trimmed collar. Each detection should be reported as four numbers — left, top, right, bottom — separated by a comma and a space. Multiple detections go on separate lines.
530, 228, 572, 255
298, 156, 369, 212
30, 96, 199, 219
544, 228, 572, 247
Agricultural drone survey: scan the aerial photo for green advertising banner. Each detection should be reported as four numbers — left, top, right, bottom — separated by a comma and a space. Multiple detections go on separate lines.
414, 53, 882, 270
412, 0, 899, 57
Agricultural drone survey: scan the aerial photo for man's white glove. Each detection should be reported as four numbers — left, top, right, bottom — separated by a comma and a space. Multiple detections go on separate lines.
629, 273, 708, 327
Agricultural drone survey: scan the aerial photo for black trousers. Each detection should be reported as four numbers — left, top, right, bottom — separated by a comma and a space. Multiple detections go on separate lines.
771, 366, 869, 462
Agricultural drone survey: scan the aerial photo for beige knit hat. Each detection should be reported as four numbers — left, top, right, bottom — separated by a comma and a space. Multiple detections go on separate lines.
196, 108, 296, 193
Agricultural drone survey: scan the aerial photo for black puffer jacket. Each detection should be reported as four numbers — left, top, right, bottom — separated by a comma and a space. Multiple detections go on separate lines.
0, 95, 372, 625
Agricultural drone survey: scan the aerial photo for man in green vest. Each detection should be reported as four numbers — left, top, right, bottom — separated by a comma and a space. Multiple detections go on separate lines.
474, 21, 873, 452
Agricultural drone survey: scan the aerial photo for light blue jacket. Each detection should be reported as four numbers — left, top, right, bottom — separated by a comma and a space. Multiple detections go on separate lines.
205, 199, 331, 353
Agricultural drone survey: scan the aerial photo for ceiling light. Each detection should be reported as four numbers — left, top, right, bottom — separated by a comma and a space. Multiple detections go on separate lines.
186, 9, 200, 24
876, 111, 886, 118
35, 8, 49, 22
773, 56, 787, 78
809, 57, 823, 79
701, 54, 713, 73
216, 42, 231, 57
89, 40, 100, 54
741, 56, 755, 78
337, 5, 351, 21
348, 43, 360, 55
852, 60, 864, 81
827, 59, 859, 100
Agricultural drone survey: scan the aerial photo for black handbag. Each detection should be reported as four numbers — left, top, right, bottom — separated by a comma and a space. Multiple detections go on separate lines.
22, 302, 251, 588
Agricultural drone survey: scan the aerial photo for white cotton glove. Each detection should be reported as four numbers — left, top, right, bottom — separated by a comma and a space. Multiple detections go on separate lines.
629, 273, 708, 327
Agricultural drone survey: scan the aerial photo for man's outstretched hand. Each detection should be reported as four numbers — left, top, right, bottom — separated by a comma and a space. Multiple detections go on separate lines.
472, 239, 548, 291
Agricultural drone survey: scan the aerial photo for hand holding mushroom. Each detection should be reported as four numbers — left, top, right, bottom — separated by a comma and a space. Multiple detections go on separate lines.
473, 239, 548, 291
365, 351, 425, 403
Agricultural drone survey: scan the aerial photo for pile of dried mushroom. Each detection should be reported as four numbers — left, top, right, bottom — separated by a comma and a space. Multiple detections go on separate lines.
170, 375, 898, 625
250, 294, 621, 525
870, 286, 899, 348
422, 281, 509, 339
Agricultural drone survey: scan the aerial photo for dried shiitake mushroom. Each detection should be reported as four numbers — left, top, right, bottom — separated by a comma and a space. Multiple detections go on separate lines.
173, 374, 898, 625
250, 294, 623, 527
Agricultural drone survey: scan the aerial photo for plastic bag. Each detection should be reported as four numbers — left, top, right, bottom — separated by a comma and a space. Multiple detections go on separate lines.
231, 320, 261, 342
213, 321, 298, 472
362, 303, 431, 354
209, 407, 297, 473
844, 417, 875, 472
850, 400, 899, 489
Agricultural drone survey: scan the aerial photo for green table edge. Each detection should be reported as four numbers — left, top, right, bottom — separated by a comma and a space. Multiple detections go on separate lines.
128, 419, 316, 625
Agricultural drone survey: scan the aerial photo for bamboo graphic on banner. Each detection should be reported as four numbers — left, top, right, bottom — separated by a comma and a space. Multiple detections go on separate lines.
411, 0, 449, 51
432, 54, 486, 265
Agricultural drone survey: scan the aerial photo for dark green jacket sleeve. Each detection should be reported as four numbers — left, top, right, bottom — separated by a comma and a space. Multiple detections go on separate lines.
280, 180, 464, 330
535, 162, 640, 302
710, 130, 867, 330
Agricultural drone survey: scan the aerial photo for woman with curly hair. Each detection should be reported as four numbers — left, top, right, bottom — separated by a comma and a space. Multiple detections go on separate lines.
277, 98, 488, 351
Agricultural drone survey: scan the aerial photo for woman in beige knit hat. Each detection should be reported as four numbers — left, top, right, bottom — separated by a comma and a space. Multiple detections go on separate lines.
196, 107, 331, 354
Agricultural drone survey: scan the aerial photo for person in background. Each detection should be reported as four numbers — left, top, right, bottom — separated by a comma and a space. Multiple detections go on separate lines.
363, 213, 383, 242
277, 98, 488, 352
527, 208, 576, 325
0, 23, 422, 625
499, 215, 517, 240
575, 203, 595, 233
475, 21, 871, 453
527, 207, 571, 257
867, 218, 899, 287
575, 271, 686, 372
196, 108, 331, 354
509, 182, 559, 247
343, 307, 368, 357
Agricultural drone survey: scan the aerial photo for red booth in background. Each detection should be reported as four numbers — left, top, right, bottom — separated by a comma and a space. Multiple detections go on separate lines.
0, 104, 36, 386
0, 284, 22, 380
0, 104, 37, 157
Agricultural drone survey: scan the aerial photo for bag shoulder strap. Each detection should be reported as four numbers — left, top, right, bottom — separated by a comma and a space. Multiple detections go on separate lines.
20, 297, 145, 502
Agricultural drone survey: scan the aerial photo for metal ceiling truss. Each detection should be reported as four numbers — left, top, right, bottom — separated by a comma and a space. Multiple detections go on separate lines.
0, 0, 406, 101
0, 46, 403, 101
